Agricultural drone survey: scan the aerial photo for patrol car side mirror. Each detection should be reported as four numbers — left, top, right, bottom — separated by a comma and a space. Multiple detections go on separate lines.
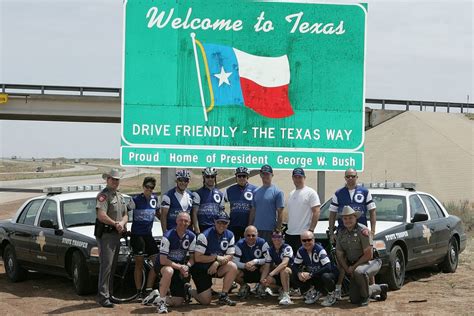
40, 219, 55, 229
411, 212, 428, 223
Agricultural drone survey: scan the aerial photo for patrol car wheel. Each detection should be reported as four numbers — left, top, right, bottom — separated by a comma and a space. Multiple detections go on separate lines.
3, 244, 27, 282
440, 237, 458, 273
71, 251, 93, 295
387, 245, 405, 290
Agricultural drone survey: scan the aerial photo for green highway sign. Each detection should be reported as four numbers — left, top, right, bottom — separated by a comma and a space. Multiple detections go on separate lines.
121, 0, 367, 171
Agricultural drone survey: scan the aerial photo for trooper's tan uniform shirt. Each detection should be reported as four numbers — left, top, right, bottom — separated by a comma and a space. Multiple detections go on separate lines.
336, 223, 371, 262
96, 187, 127, 223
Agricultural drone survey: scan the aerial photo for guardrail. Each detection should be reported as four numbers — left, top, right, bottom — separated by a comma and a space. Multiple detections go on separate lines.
1, 83, 472, 113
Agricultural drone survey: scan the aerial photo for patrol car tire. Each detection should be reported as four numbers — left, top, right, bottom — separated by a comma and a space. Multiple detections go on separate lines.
4, 244, 28, 282
387, 245, 405, 290
440, 237, 458, 273
71, 251, 93, 295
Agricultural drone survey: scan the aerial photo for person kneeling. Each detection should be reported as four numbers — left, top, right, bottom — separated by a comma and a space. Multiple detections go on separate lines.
144, 212, 196, 314
190, 212, 238, 306
292, 230, 338, 307
260, 230, 294, 305
233, 226, 270, 299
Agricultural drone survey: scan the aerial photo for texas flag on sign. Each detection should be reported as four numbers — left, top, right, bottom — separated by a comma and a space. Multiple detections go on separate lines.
193, 37, 294, 120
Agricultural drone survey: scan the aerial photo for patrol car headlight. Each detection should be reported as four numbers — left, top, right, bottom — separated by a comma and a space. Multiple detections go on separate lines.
374, 240, 386, 251
90, 247, 100, 257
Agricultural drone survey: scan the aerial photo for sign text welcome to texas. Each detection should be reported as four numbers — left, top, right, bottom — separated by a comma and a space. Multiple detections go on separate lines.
121, 0, 367, 171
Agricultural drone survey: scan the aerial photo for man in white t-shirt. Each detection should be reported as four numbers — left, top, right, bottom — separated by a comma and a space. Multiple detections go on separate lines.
285, 168, 321, 253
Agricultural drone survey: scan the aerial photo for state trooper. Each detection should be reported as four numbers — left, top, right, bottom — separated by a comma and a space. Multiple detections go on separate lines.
94, 168, 129, 308
335, 206, 388, 306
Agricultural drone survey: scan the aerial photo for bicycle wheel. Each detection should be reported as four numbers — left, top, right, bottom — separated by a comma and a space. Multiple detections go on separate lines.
110, 259, 146, 303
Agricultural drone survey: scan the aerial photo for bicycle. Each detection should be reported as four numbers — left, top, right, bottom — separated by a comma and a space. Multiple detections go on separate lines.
325, 229, 351, 297
110, 232, 157, 303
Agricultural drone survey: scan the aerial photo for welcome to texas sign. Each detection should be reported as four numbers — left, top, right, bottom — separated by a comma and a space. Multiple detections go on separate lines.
121, 0, 367, 171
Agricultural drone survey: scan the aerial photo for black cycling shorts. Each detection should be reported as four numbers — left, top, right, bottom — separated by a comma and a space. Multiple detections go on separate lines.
243, 269, 262, 283
190, 266, 220, 294
130, 234, 159, 256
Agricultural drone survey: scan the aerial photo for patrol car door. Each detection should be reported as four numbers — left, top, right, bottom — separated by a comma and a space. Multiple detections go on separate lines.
419, 194, 451, 261
406, 195, 437, 268
30, 200, 61, 267
11, 199, 45, 263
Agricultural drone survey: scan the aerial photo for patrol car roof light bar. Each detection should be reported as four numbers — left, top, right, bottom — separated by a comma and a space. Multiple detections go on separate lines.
43, 184, 106, 194
361, 182, 416, 190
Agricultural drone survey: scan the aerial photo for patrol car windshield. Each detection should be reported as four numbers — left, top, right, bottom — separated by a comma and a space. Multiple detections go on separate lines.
62, 198, 97, 227
319, 194, 406, 222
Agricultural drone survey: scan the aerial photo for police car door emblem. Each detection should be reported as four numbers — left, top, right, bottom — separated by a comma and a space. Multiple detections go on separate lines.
244, 191, 253, 201
220, 240, 229, 250
36, 231, 46, 252
354, 193, 364, 203
213, 193, 222, 203
422, 224, 432, 243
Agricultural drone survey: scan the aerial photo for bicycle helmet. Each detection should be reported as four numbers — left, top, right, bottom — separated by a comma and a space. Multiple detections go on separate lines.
202, 167, 218, 176
175, 169, 191, 179
235, 166, 249, 175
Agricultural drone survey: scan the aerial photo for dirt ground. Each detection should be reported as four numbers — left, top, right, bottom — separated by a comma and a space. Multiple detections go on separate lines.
1, 199, 473, 315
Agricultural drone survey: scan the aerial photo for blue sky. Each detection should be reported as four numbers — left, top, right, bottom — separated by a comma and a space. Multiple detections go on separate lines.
0, 0, 472, 158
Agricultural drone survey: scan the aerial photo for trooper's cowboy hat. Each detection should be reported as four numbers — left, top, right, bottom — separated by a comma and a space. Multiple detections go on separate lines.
102, 168, 122, 180
339, 205, 361, 219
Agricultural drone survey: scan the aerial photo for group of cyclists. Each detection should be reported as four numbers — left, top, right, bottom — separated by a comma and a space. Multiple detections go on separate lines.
97, 165, 388, 312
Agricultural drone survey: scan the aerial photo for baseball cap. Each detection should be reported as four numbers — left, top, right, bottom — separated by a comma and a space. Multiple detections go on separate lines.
215, 212, 230, 223
292, 167, 305, 177
260, 164, 273, 174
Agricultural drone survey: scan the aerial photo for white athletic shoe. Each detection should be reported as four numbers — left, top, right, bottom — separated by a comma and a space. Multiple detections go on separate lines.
321, 291, 337, 307
304, 289, 321, 304
278, 292, 293, 306
142, 289, 160, 306
157, 300, 168, 314
334, 287, 342, 300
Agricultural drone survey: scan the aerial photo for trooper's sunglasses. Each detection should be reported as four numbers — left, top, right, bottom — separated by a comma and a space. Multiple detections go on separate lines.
301, 239, 313, 243
246, 234, 256, 237
144, 184, 155, 190
177, 178, 189, 183
205, 175, 216, 179
345, 175, 357, 179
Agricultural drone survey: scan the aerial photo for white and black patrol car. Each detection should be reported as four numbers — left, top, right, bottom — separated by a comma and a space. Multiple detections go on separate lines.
315, 182, 467, 290
0, 185, 163, 295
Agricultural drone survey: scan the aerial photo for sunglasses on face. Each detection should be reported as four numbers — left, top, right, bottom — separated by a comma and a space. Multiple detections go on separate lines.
205, 175, 216, 179
301, 239, 313, 243
144, 184, 155, 190
272, 235, 283, 239
177, 178, 189, 183
246, 234, 256, 237
236, 174, 248, 178
345, 175, 357, 179
216, 221, 229, 225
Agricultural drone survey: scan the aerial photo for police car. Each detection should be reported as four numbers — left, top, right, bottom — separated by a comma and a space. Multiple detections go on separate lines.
0, 185, 163, 295
315, 182, 467, 290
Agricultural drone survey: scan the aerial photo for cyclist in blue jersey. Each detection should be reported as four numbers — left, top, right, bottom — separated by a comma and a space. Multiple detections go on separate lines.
233, 225, 269, 298
160, 170, 194, 232
192, 167, 225, 234
292, 230, 338, 307
260, 230, 294, 305
130, 177, 160, 301
189, 212, 238, 306
148, 212, 196, 314
224, 166, 257, 240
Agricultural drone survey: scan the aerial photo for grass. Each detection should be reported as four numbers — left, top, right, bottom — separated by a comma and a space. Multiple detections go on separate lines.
464, 113, 474, 120
443, 200, 474, 231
